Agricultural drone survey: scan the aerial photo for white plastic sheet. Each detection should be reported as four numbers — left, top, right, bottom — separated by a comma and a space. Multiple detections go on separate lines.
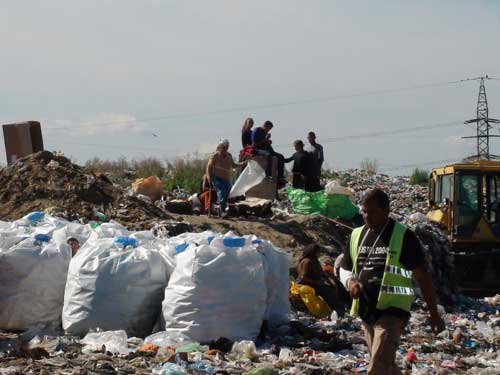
229, 160, 266, 198
81, 330, 131, 354
63, 237, 174, 338
162, 233, 267, 342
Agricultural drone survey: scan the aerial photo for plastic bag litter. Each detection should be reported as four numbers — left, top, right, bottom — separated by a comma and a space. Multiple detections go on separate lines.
409, 212, 429, 223
81, 330, 131, 354
324, 180, 355, 199
0, 234, 71, 330
153, 363, 188, 375
288, 188, 359, 220
162, 233, 267, 342
144, 331, 191, 349
231, 340, 258, 359
63, 237, 174, 337
290, 282, 331, 318
229, 160, 266, 198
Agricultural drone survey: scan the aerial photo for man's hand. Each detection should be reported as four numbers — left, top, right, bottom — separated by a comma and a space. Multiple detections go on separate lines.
414, 266, 446, 335
430, 313, 446, 334
348, 279, 362, 299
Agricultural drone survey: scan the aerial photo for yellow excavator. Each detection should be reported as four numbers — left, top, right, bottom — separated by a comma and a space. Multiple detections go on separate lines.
428, 160, 500, 294
427, 77, 500, 295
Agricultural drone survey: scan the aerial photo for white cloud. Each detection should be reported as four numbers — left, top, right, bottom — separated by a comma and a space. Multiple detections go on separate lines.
46, 113, 152, 137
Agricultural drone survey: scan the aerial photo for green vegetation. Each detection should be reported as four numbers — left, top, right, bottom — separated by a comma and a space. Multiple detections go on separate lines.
410, 168, 429, 186
360, 158, 379, 175
85, 155, 208, 193
163, 157, 208, 193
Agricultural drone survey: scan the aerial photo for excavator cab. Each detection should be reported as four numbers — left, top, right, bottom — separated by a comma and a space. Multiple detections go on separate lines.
429, 161, 500, 245
428, 160, 500, 294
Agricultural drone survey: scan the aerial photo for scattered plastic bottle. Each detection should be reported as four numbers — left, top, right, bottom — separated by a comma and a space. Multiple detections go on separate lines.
278, 348, 293, 363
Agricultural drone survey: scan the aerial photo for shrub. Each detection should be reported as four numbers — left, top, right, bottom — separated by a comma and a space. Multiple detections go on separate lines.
163, 156, 208, 193
360, 158, 378, 175
410, 168, 429, 185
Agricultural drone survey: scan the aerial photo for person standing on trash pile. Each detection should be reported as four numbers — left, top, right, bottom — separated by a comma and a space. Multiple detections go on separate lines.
206, 139, 246, 217
241, 117, 254, 148
339, 188, 445, 375
297, 244, 346, 317
252, 120, 286, 187
67, 238, 80, 257
284, 140, 314, 191
305, 131, 324, 192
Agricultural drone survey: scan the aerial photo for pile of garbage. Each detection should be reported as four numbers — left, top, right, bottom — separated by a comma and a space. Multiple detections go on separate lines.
0, 151, 172, 228
337, 169, 429, 221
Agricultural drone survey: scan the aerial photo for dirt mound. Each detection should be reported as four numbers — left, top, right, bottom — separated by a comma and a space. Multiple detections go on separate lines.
0, 151, 171, 227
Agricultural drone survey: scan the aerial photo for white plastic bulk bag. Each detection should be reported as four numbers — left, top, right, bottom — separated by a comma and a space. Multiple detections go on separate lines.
0, 236, 71, 330
0, 226, 29, 250
229, 160, 266, 198
162, 234, 267, 342
63, 238, 173, 337
257, 240, 291, 325
87, 221, 130, 241
50, 222, 92, 249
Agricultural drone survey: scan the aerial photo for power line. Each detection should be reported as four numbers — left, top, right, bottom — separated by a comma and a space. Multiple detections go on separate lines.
49, 119, 467, 160
379, 158, 462, 172
44, 78, 469, 131
274, 120, 463, 148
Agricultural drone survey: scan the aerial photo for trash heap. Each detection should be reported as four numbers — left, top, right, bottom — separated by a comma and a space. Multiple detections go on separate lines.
3, 296, 500, 374
0, 151, 172, 228
338, 169, 429, 221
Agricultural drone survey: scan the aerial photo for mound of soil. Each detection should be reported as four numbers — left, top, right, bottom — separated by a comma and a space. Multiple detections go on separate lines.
0, 151, 172, 227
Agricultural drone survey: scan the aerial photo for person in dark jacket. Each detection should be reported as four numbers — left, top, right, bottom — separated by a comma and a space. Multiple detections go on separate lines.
284, 140, 313, 190
305, 131, 324, 192
251, 121, 285, 184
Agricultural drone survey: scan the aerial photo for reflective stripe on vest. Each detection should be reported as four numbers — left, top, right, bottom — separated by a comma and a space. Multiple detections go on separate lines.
349, 221, 414, 316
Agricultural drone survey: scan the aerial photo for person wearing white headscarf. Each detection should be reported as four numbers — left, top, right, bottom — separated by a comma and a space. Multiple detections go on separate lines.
206, 138, 246, 216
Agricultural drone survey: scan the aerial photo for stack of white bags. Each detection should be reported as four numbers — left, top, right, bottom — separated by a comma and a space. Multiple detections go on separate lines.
0, 212, 290, 341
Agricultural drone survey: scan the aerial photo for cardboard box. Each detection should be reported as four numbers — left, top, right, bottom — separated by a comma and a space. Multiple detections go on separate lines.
2, 121, 44, 164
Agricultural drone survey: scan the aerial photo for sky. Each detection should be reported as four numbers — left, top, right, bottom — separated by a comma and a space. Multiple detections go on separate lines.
1, 0, 500, 174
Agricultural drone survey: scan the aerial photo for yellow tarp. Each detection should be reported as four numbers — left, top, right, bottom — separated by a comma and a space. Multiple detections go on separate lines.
290, 281, 331, 318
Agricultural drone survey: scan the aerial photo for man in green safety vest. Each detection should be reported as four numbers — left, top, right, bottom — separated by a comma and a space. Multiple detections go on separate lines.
339, 188, 445, 375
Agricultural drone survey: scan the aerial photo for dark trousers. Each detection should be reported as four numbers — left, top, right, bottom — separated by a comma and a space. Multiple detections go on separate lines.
292, 173, 306, 189
308, 175, 322, 192
255, 145, 284, 179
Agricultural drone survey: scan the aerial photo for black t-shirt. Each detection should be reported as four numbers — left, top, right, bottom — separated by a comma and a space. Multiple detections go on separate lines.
341, 218, 425, 323
242, 130, 252, 148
